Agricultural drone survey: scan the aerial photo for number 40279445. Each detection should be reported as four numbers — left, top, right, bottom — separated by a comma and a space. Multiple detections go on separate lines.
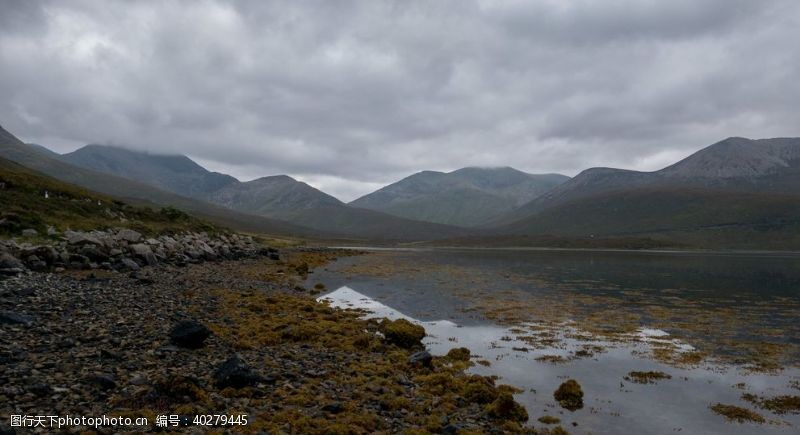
192, 414, 248, 426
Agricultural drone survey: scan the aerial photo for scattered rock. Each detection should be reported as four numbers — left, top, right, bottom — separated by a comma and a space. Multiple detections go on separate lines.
0, 311, 36, 327
214, 355, 262, 389
322, 402, 344, 414
115, 229, 142, 243
65, 231, 102, 246
85, 373, 117, 390
130, 244, 157, 266
21, 228, 37, 237
169, 320, 212, 349
116, 257, 140, 271
408, 350, 433, 368
0, 252, 24, 271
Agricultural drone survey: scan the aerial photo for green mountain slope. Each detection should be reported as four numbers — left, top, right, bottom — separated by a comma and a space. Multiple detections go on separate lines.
0, 156, 214, 236
0, 125, 317, 237
61, 144, 238, 199
47, 139, 470, 241
495, 188, 800, 249
498, 137, 800, 225
350, 167, 569, 226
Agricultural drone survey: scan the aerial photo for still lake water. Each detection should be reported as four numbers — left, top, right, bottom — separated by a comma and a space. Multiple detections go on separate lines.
311, 248, 800, 434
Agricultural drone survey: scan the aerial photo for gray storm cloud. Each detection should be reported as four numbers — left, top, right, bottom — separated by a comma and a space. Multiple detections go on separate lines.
1, 0, 799, 201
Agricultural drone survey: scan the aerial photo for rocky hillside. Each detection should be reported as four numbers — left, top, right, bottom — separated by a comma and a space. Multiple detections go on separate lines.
351, 167, 569, 227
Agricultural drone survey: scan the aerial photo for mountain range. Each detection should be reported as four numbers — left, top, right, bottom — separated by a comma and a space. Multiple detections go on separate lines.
1, 129, 467, 241
350, 167, 568, 226
3, 123, 799, 249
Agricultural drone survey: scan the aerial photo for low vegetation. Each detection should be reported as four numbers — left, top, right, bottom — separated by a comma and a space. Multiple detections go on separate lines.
554, 379, 584, 411
0, 157, 215, 237
709, 403, 766, 423
624, 371, 672, 384
742, 393, 800, 415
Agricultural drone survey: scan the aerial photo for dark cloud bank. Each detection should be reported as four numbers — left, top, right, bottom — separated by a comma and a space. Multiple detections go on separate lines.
1, 0, 798, 200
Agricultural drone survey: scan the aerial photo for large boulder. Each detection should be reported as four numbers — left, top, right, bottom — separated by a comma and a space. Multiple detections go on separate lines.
130, 244, 157, 266
0, 252, 24, 275
65, 231, 103, 246
169, 320, 212, 349
115, 229, 142, 243
214, 355, 262, 389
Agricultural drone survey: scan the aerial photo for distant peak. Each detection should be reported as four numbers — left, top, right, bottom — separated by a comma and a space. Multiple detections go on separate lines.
252, 174, 296, 182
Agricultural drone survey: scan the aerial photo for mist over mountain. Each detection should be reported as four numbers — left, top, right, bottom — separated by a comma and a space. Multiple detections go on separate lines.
487, 137, 800, 248
0, 125, 316, 237
61, 145, 238, 199
351, 167, 568, 227
35, 138, 469, 240
500, 137, 800, 224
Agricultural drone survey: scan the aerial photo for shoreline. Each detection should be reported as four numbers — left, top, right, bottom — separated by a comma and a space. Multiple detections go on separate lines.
0, 247, 543, 433
329, 245, 800, 257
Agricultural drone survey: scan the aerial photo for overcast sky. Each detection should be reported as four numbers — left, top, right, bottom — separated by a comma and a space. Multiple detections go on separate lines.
1, 0, 799, 201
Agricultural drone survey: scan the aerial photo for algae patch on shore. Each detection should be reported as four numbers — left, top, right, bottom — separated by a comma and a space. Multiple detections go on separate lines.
710, 403, 766, 424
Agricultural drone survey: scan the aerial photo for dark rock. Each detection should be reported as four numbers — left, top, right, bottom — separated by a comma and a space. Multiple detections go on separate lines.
442, 424, 462, 435
408, 350, 433, 368
80, 246, 109, 262
169, 320, 212, 349
130, 244, 157, 266
115, 258, 140, 271
34, 246, 58, 264
0, 311, 36, 327
27, 382, 52, 397
321, 402, 344, 414
214, 355, 261, 389
0, 252, 23, 270
86, 373, 117, 390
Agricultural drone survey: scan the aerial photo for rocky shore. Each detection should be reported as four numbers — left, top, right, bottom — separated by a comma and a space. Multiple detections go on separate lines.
0, 228, 277, 276
1, 233, 536, 433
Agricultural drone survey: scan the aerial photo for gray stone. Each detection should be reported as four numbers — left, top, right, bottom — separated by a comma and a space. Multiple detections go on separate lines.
65, 231, 103, 246
130, 244, 157, 266
115, 229, 142, 243
21, 228, 38, 237
0, 253, 23, 269
116, 258, 140, 271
